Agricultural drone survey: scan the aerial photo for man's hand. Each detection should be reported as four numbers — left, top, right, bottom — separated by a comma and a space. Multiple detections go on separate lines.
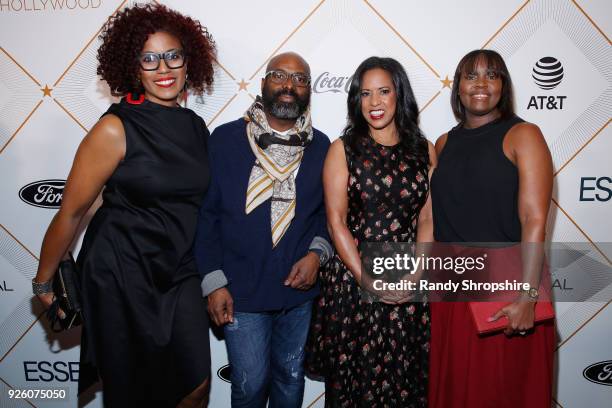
284, 252, 320, 290
207, 287, 234, 326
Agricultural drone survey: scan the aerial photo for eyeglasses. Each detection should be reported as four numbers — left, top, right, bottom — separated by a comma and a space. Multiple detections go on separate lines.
139, 49, 186, 71
264, 70, 311, 87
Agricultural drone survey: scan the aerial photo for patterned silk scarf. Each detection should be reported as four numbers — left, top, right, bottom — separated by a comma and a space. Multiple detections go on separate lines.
245, 96, 313, 247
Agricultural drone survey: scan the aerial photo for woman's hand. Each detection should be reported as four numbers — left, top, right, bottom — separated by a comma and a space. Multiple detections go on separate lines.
358, 272, 412, 304
36, 292, 55, 309
489, 299, 536, 336
36, 292, 66, 319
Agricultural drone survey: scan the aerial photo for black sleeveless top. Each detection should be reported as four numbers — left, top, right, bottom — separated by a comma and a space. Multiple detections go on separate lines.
431, 115, 524, 243
80, 98, 210, 286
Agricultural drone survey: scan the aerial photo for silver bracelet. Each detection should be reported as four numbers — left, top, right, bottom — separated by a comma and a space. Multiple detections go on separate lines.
32, 278, 53, 295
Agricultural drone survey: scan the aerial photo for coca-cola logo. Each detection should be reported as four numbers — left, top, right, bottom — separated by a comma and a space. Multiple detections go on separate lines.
583, 361, 612, 386
216, 364, 231, 383
19, 180, 65, 209
313, 72, 353, 94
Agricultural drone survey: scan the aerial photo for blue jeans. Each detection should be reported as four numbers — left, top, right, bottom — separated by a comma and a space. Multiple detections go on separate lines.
223, 300, 313, 408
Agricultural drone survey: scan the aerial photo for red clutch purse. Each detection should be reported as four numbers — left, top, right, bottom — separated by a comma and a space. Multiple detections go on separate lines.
469, 301, 555, 335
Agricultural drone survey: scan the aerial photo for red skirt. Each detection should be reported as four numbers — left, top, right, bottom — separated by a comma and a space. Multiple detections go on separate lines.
428, 302, 555, 408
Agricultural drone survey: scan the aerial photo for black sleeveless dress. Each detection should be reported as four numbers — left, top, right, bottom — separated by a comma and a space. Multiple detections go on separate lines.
428, 116, 555, 408
77, 98, 211, 407
306, 135, 430, 408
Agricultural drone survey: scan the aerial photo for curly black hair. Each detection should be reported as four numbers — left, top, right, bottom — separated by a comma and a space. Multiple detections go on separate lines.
97, 4, 216, 96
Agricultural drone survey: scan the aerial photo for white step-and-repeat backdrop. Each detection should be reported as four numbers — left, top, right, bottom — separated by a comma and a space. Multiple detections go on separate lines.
0, 0, 610, 407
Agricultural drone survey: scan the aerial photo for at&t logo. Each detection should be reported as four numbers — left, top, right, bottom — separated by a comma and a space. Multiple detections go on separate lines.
532, 57, 564, 89
527, 57, 566, 110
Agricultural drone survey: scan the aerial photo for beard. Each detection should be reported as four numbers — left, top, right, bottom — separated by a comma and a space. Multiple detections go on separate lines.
262, 86, 310, 120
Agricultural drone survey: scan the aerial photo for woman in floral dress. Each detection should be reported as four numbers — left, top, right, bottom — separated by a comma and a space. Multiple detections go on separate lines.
306, 56, 436, 407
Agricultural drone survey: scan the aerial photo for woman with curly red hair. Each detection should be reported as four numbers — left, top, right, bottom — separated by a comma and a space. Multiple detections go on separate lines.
33, 4, 216, 407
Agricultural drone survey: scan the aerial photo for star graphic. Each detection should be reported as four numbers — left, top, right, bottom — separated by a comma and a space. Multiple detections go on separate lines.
238, 79, 249, 91
41, 84, 53, 97
440, 75, 453, 89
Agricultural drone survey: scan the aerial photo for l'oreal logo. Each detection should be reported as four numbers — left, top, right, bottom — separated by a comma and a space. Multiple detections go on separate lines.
19, 180, 65, 209
583, 361, 612, 386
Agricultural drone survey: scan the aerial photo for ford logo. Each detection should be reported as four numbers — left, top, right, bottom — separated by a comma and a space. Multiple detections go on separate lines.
583, 361, 612, 386
216, 364, 231, 383
19, 179, 65, 209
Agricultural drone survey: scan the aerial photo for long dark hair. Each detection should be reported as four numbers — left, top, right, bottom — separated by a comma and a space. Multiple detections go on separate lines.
450, 49, 515, 122
343, 56, 428, 165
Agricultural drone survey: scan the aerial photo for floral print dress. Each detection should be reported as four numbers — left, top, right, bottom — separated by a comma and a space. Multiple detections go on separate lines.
306, 135, 430, 408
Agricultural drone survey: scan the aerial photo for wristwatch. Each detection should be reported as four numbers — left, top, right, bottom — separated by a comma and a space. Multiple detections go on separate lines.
309, 248, 328, 267
522, 284, 539, 300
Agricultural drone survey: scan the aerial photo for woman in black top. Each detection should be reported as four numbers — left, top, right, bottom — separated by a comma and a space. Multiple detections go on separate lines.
429, 49, 555, 408
32, 5, 216, 407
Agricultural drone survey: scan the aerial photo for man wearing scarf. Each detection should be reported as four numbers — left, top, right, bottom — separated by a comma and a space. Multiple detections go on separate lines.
195, 52, 332, 408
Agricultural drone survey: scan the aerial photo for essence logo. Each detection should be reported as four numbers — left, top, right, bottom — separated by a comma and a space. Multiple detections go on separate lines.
216, 364, 231, 383
313, 72, 352, 94
579, 177, 611, 202
583, 361, 612, 386
19, 179, 65, 209
527, 56, 566, 110
24, 361, 79, 382
0, 0, 101, 12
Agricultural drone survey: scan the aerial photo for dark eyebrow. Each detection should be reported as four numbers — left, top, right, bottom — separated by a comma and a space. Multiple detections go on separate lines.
360, 86, 390, 91
141, 48, 181, 54
271, 68, 308, 75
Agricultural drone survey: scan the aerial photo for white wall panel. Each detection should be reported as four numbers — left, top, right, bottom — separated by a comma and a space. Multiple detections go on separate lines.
0, 1, 609, 406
